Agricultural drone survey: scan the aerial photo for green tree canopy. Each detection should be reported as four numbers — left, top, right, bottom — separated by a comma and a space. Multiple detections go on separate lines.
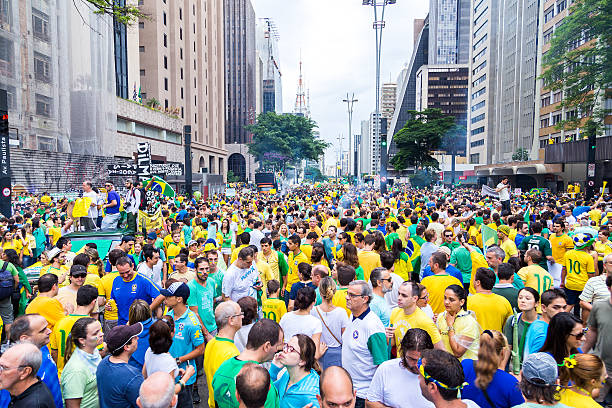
81, 0, 145, 25
245, 112, 329, 171
540, 0, 612, 131
390, 108, 455, 171
512, 148, 530, 161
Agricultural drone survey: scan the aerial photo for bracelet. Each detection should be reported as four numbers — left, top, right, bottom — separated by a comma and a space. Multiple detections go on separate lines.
448, 326, 455, 331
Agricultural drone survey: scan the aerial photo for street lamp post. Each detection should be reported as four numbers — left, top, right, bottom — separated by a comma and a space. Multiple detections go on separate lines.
342, 93, 358, 180
362, 0, 395, 193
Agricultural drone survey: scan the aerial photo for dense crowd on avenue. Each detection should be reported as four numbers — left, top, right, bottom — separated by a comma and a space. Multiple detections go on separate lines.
0, 177, 610, 408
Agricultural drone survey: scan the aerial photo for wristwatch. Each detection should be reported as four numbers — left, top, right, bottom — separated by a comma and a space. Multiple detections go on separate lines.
176, 357, 181, 366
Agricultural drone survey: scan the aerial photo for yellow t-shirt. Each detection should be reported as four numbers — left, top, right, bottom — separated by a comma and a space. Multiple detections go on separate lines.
2, 240, 23, 255
99, 272, 119, 321
48, 227, 62, 246
588, 209, 602, 226
50, 314, 90, 375
204, 336, 240, 408
436, 310, 480, 361
300, 244, 313, 262
257, 251, 280, 282
40, 265, 69, 287
550, 234, 574, 264
332, 288, 350, 317
357, 250, 382, 282
593, 240, 612, 261
421, 274, 463, 315
230, 245, 248, 265
390, 306, 441, 347
518, 264, 553, 295
500, 239, 518, 261
559, 388, 600, 408
166, 242, 183, 264
256, 261, 274, 302
563, 249, 595, 291
467, 293, 513, 332
25, 296, 66, 332
286, 250, 309, 292
393, 257, 413, 282
262, 297, 287, 323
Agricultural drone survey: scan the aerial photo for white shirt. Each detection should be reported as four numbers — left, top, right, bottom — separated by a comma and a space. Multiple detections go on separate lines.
311, 306, 349, 348
144, 348, 178, 378
137, 259, 163, 287
279, 312, 322, 342
222, 262, 259, 302
234, 322, 255, 352
367, 358, 434, 408
124, 188, 141, 214
497, 182, 510, 201
249, 229, 265, 251
83, 190, 98, 219
385, 272, 404, 309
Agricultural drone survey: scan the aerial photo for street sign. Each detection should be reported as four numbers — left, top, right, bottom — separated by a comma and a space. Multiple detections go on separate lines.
439, 172, 444, 181
459, 175, 467, 180
588, 163, 595, 177
0, 90, 11, 218
107, 164, 137, 177
152, 163, 184, 176
136, 142, 152, 181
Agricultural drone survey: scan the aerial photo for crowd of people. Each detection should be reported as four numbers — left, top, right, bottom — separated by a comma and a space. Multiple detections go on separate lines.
0, 179, 611, 408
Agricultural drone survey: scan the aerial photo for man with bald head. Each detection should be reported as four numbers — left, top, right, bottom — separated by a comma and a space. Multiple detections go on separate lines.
317, 366, 356, 408
204, 300, 244, 408
137, 372, 176, 408
0, 342, 55, 407
236, 363, 270, 408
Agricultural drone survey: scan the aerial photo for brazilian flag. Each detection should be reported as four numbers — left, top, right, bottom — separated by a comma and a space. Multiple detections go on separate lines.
145, 176, 176, 198
482, 224, 498, 250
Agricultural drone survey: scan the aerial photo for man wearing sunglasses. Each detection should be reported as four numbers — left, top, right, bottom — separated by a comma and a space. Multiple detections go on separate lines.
101, 181, 121, 230
55, 265, 88, 313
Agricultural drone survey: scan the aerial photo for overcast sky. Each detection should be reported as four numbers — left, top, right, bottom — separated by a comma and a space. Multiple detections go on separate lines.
251, 0, 430, 167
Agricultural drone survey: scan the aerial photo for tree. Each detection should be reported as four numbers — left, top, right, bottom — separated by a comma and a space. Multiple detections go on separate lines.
410, 169, 439, 189
304, 166, 327, 182
512, 148, 530, 161
245, 112, 329, 171
81, 0, 146, 25
145, 98, 160, 109
226, 170, 239, 183
390, 109, 456, 171
540, 0, 612, 132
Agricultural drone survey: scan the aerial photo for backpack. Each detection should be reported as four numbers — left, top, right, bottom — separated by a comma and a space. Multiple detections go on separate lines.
139, 187, 148, 211
0, 262, 13, 300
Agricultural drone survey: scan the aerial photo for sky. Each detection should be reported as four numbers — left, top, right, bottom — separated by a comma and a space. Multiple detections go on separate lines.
251, 0, 430, 168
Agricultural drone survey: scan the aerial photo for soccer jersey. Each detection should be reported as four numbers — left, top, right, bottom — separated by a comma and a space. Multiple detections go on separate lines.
390, 306, 441, 348
25, 296, 65, 332
50, 314, 90, 375
421, 274, 463, 314
357, 250, 382, 282
518, 264, 553, 295
168, 308, 204, 386
187, 278, 217, 332
550, 234, 574, 264
213, 357, 280, 408
286, 250, 309, 292
563, 249, 595, 291
500, 239, 519, 261
467, 293, 513, 332
341, 309, 388, 399
518, 235, 552, 271
204, 337, 239, 408
262, 297, 287, 323
99, 271, 119, 321
111, 273, 160, 325
332, 287, 351, 317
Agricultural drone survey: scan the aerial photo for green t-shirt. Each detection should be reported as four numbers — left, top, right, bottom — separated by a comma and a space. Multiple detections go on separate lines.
355, 265, 365, 281
449, 246, 476, 284
213, 357, 280, 408
385, 232, 400, 250
209, 271, 225, 299
518, 235, 552, 271
187, 278, 217, 332
60, 349, 99, 408
440, 241, 461, 251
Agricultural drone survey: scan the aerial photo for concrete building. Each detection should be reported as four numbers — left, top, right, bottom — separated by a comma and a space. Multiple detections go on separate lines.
256, 18, 283, 114
138, 0, 227, 177
224, 0, 257, 182
369, 112, 383, 174
381, 82, 397, 121
359, 120, 371, 176
466, 0, 541, 166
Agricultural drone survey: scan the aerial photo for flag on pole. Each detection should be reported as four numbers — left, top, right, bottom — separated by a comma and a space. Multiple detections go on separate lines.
482, 224, 498, 251
524, 207, 531, 224
145, 176, 175, 198
133, 83, 138, 101
138, 86, 142, 104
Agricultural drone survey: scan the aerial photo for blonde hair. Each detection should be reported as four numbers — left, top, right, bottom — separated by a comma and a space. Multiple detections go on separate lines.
84, 247, 103, 277
319, 276, 336, 301
567, 353, 604, 390
475, 330, 508, 390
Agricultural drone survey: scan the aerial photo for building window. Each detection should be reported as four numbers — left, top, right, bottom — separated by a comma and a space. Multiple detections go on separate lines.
32, 9, 50, 42
472, 61, 487, 75
472, 87, 486, 100
472, 101, 485, 112
179, 8, 182, 19
163, 34, 167, 47
474, 7, 488, 26
139, 22, 144, 29
180, 68, 183, 79
473, 34, 488, 51
140, 69, 145, 76
557, 0, 567, 13
163, 12, 167, 25
474, 0, 485, 14
470, 153, 480, 163
180, 28, 183, 40
470, 139, 485, 147
164, 56, 168, 69
473, 48, 487, 63
473, 20, 488, 39
164, 77, 168, 91
181, 88, 184, 99
540, 117, 550, 128
471, 113, 485, 124
543, 28, 553, 44
552, 112, 562, 124
471, 127, 485, 136
33, 52, 51, 83
553, 92, 562, 103
165, 99, 168, 109
541, 94, 551, 106
194, 95, 197, 106
180, 48, 183, 59
141, 92, 147, 100
139, 46, 145, 52
472, 74, 486, 88
566, 110, 577, 120
194, 78, 196, 88
544, 6, 555, 23
35, 94, 51, 117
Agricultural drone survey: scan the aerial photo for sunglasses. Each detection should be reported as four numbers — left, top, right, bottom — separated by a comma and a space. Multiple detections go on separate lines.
71, 273, 87, 279
569, 327, 588, 339
283, 343, 299, 354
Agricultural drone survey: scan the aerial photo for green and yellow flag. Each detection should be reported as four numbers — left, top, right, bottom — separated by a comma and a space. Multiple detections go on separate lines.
482, 224, 498, 250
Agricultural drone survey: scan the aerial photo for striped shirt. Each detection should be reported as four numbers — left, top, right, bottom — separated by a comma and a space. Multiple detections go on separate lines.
579, 275, 610, 304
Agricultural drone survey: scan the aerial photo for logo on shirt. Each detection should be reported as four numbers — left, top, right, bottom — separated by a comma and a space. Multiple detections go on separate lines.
131, 284, 137, 293
352, 330, 359, 339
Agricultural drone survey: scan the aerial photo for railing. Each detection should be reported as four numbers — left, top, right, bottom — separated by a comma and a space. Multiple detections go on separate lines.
545, 135, 612, 163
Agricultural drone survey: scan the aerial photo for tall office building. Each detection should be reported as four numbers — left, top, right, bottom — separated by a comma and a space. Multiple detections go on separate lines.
466, 0, 541, 165
360, 120, 371, 176
256, 18, 282, 114
138, 0, 226, 174
428, 0, 471, 65
381, 82, 397, 121
369, 112, 383, 174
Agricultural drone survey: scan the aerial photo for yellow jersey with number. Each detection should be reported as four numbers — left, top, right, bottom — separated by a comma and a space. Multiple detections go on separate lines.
550, 234, 574, 264
518, 264, 553, 295
262, 297, 287, 323
564, 249, 595, 291
50, 314, 90, 375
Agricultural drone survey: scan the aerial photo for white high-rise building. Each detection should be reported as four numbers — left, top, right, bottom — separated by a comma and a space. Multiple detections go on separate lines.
369, 112, 382, 174
359, 120, 371, 176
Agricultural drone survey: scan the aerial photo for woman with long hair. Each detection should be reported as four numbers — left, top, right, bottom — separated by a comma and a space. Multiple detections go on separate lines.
390, 238, 412, 281
372, 232, 387, 253
20, 225, 36, 268
355, 219, 364, 234
540, 312, 585, 385
436, 284, 479, 361
128, 299, 154, 371
310, 276, 348, 369
341, 243, 364, 280
84, 247, 104, 278
60, 317, 104, 408
559, 353, 606, 407
3, 248, 32, 318
269, 334, 320, 408
219, 218, 233, 265
311, 242, 331, 269
461, 330, 524, 408
234, 296, 258, 352
1, 230, 27, 264
280, 286, 326, 359
504, 287, 541, 374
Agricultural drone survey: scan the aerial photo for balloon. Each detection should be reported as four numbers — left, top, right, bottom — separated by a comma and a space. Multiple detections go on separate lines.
193, 191, 202, 201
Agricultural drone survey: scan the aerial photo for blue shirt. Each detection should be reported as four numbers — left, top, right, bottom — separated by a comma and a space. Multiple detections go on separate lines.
96, 356, 143, 408
289, 281, 317, 301
461, 359, 524, 408
422, 264, 463, 282
39, 346, 63, 408
105, 254, 135, 272
269, 364, 320, 408
111, 274, 160, 325
370, 294, 391, 327
128, 318, 153, 371
524, 319, 549, 357
515, 233, 526, 247
105, 191, 121, 214
168, 309, 205, 386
